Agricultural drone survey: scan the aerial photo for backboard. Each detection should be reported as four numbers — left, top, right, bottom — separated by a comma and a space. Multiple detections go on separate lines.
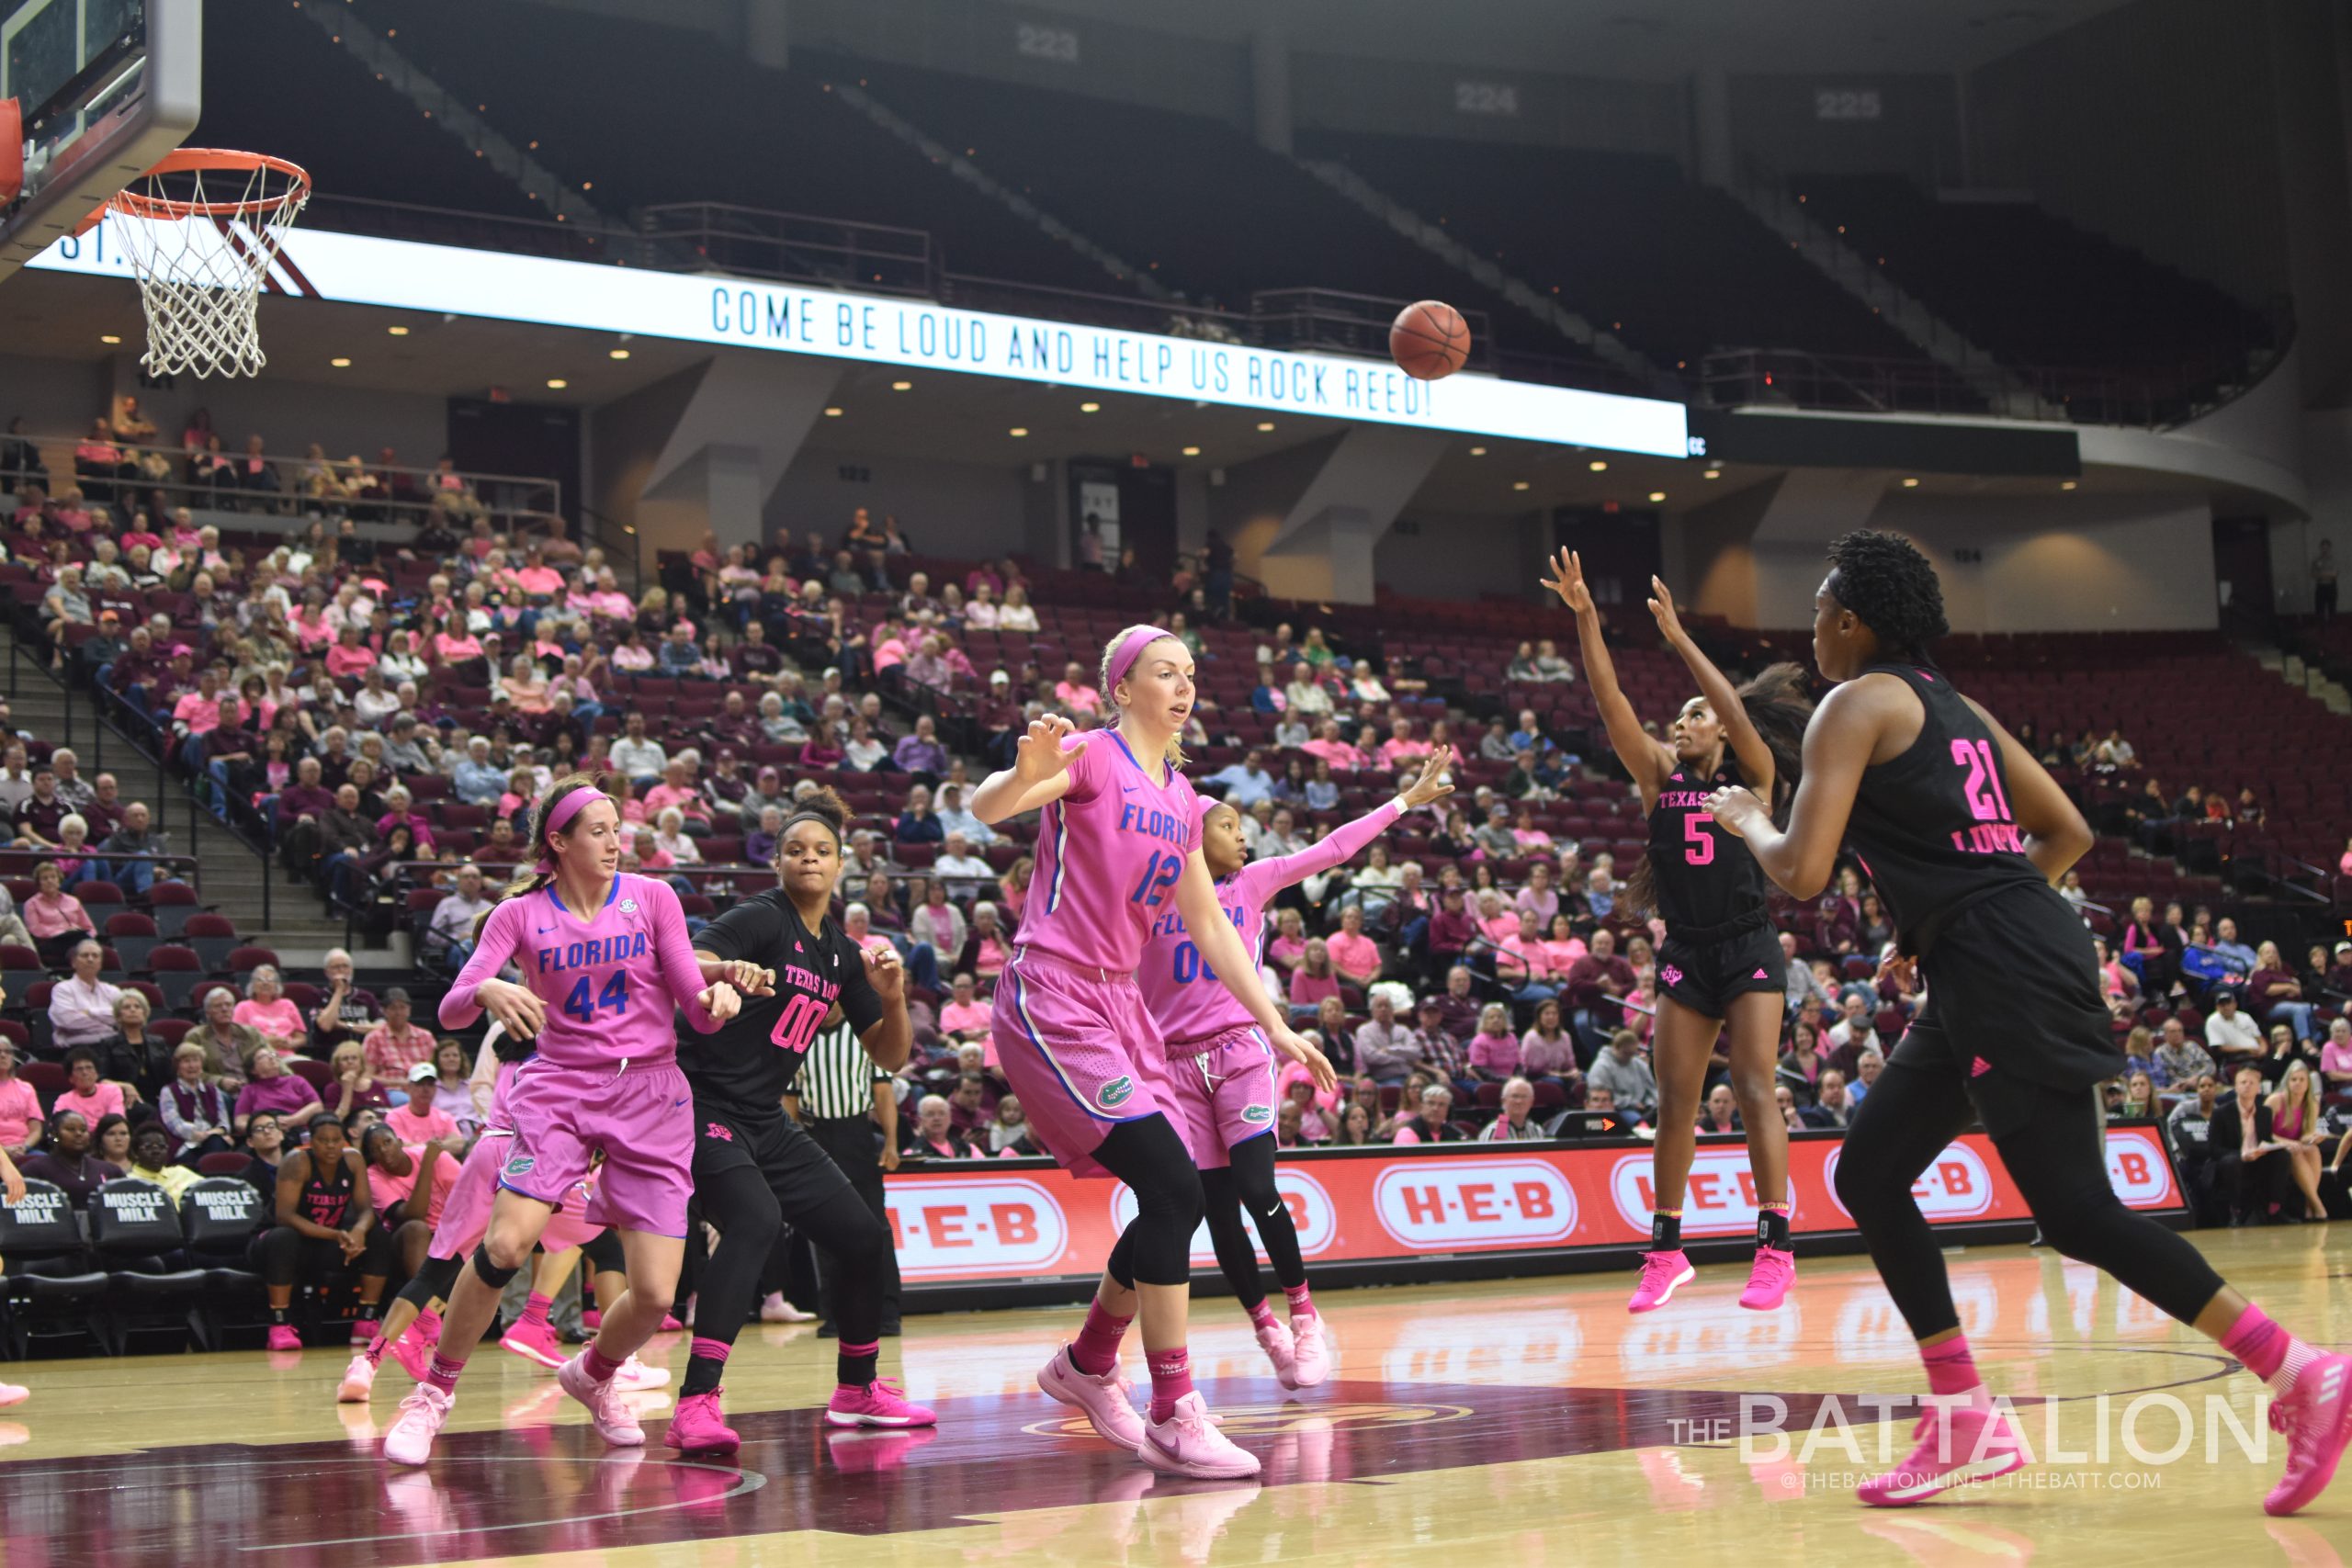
0, 0, 198, 285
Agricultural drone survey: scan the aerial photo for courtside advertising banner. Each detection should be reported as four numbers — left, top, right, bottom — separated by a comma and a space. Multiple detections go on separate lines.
882, 1126, 2184, 1286
28, 215, 1690, 457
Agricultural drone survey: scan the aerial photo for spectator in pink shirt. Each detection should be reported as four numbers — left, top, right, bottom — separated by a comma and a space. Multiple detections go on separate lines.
1302, 719, 1367, 773
1324, 904, 1383, 992
1286, 939, 1343, 1022
53, 1045, 127, 1126
0, 1040, 44, 1159
642, 760, 709, 826
1474, 888, 1520, 947
2320, 1017, 2352, 1104
1377, 718, 1430, 771
234, 966, 308, 1056
324, 624, 376, 680
938, 972, 991, 1046
1264, 908, 1308, 979
1467, 1002, 1522, 1082
1392, 1084, 1465, 1145
384, 1061, 463, 1156
1051, 660, 1102, 715
171, 667, 224, 737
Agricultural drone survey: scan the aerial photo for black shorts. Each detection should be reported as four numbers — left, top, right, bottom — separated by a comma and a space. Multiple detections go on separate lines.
1893, 883, 2122, 1134
691, 1102, 857, 1220
1657, 921, 1786, 1020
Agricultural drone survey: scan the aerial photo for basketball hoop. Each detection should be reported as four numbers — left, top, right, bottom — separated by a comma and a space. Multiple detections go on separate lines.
82, 148, 310, 379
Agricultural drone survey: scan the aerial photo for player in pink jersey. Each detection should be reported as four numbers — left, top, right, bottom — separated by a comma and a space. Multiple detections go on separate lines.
1141, 747, 1453, 1390
383, 774, 763, 1466
337, 1026, 663, 1404
975, 626, 1333, 1481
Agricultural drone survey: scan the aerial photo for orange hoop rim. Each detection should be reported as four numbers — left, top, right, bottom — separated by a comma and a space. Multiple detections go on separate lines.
74, 148, 311, 234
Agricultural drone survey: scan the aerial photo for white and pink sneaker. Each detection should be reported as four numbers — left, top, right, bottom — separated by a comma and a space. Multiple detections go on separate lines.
826, 1376, 938, 1427
1141, 1392, 1261, 1479
557, 1355, 647, 1448
1253, 1317, 1296, 1383
1037, 1344, 1145, 1451
1285, 1314, 1331, 1389
336, 1352, 377, 1404
613, 1354, 670, 1392
1627, 1250, 1695, 1314
384, 1383, 454, 1466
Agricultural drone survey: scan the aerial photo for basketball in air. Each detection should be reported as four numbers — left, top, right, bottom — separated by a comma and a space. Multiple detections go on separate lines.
1390, 299, 1471, 379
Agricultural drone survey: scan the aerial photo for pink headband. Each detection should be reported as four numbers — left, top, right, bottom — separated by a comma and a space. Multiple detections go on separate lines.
1102, 625, 1177, 707
535, 785, 606, 874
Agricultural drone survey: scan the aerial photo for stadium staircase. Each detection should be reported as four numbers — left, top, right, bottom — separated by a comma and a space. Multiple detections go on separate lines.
0, 624, 354, 974
1727, 169, 2059, 419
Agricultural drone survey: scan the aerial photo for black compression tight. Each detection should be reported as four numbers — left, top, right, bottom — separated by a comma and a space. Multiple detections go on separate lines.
1201, 1134, 1306, 1311
1091, 1114, 1204, 1290
683, 1164, 888, 1395
395, 1252, 466, 1312
1835, 1057, 2226, 1338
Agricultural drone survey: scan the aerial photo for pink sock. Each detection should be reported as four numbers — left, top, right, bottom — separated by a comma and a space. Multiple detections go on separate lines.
582, 1342, 626, 1383
1070, 1299, 1132, 1377
1921, 1335, 1990, 1408
1246, 1300, 1279, 1330
1284, 1282, 1316, 1320
1146, 1346, 1194, 1423
418, 1307, 442, 1338
425, 1352, 465, 1395
2222, 1303, 2319, 1397
689, 1337, 732, 1366
363, 1333, 390, 1367
517, 1292, 553, 1331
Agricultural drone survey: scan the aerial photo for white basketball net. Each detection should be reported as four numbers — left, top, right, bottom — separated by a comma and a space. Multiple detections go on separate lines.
108, 155, 310, 380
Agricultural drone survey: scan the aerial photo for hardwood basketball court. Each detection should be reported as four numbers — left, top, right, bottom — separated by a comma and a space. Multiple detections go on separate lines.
2, 1227, 2343, 1566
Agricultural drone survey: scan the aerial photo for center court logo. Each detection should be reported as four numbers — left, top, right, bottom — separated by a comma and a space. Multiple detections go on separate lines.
1371, 1158, 1576, 1250
1611, 1149, 1795, 1238
1113, 1168, 1336, 1264
1822, 1141, 1995, 1221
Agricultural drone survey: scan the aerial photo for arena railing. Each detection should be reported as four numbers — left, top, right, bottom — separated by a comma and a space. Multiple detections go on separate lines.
10, 434, 569, 550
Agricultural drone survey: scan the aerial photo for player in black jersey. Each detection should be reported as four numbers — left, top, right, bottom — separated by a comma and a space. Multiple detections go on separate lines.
1709, 530, 2352, 1516
1545, 550, 1811, 1315
673, 786, 932, 1456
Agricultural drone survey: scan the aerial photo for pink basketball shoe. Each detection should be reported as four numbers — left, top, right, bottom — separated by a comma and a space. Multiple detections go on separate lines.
1738, 1247, 1797, 1311
1627, 1250, 1695, 1314
1284, 1315, 1331, 1389
500, 1318, 567, 1370
384, 1384, 454, 1466
1253, 1317, 1296, 1383
826, 1377, 937, 1427
667, 1390, 741, 1456
1037, 1344, 1145, 1451
1140, 1392, 1261, 1479
2265, 1353, 2352, 1517
1857, 1403, 2027, 1507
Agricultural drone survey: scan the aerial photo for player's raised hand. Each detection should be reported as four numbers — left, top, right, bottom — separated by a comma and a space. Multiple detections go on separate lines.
1703, 784, 1769, 839
862, 942, 906, 1004
1403, 746, 1455, 809
1270, 1023, 1337, 1096
1013, 714, 1084, 786
1647, 575, 1689, 644
479, 977, 546, 1041
1541, 547, 1595, 615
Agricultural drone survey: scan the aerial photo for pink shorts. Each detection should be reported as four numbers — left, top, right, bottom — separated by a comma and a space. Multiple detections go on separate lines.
427, 1128, 612, 1261
992, 951, 1193, 1180
492, 1056, 695, 1237
1162, 1024, 1278, 1171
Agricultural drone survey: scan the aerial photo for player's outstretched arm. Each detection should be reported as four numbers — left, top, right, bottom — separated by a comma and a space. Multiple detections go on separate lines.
1650, 577, 1775, 799
1175, 851, 1335, 1094
1543, 548, 1674, 800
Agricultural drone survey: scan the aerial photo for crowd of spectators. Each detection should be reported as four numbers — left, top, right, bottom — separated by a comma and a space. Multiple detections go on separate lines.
1, 408, 2345, 1354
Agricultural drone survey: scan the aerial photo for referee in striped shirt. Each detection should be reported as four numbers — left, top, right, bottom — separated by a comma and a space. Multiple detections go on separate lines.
786, 1008, 903, 1335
